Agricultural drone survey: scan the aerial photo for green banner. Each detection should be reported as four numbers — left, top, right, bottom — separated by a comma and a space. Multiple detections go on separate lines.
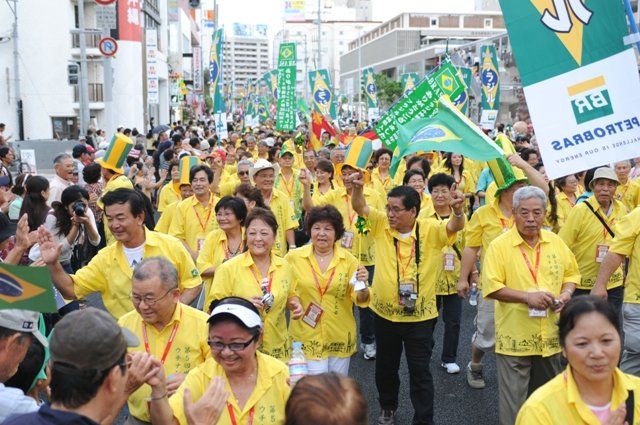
275, 43, 297, 131
498, 0, 628, 86
480, 45, 500, 112
401, 73, 420, 95
453, 67, 473, 115
209, 29, 225, 114
362, 68, 378, 108
308, 70, 336, 119
375, 57, 466, 151
0, 264, 57, 312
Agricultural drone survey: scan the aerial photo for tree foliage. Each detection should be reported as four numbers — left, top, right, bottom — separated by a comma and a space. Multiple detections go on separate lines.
373, 73, 403, 109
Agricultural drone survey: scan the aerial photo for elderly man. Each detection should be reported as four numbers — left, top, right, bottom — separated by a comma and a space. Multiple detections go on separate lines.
4, 308, 160, 425
48, 153, 75, 204
614, 160, 640, 210
38, 188, 202, 319
119, 257, 210, 425
560, 167, 627, 311
483, 186, 579, 425
217, 159, 252, 197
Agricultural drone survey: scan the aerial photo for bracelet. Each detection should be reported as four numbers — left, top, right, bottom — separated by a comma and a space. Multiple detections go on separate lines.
561, 289, 573, 297
147, 392, 167, 401
290, 245, 297, 249
453, 210, 464, 218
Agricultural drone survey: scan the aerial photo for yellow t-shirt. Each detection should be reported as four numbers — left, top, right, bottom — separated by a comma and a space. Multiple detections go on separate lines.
417, 194, 435, 220
366, 207, 457, 322
516, 367, 640, 425
169, 193, 220, 253
274, 170, 303, 222
196, 228, 244, 305
483, 228, 580, 357
423, 212, 466, 296
208, 252, 294, 361
555, 192, 577, 231
168, 353, 290, 425
70, 230, 202, 319
265, 189, 299, 257
118, 303, 210, 422
219, 180, 239, 197
99, 174, 134, 245
157, 182, 181, 213
371, 168, 394, 199
558, 197, 627, 290
615, 179, 640, 211
285, 245, 367, 360
314, 187, 383, 266
610, 206, 640, 304
155, 200, 179, 234
484, 181, 498, 206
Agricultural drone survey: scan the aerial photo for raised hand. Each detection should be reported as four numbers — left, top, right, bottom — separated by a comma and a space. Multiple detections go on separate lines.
36, 225, 62, 265
183, 377, 228, 425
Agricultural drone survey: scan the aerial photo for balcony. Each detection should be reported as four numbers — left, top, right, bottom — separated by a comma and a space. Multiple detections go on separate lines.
73, 83, 104, 102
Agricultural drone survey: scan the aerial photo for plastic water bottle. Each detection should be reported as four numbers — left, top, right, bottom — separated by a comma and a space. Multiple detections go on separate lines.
469, 283, 478, 306
289, 342, 308, 386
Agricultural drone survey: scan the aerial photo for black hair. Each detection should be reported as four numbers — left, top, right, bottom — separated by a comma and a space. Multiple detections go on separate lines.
534, 163, 558, 229
558, 296, 621, 348
234, 184, 266, 209
102, 188, 146, 218
402, 169, 425, 186
387, 185, 421, 216
189, 165, 214, 184
0, 146, 11, 159
19, 175, 50, 232
245, 207, 278, 235
52, 185, 90, 237
583, 167, 601, 190
444, 152, 465, 174
520, 148, 539, 163
427, 172, 455, 193
373, 148, 393, 166
189, 137, 200, 148
207, 297, 262, 338
82, 162, 102, 185
11, 174, 27, 197
5, 337, 45, 393
215, 196, 248, 226
305, 205, 345, 241
406, 156, 431, 179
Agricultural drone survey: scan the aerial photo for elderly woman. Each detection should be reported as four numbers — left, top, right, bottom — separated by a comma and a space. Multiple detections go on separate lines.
149, 297, 292, 425
516, 296, 640, 424
404, 169, 435, 219
207, 208, 303, 361
286, 205, 369, 375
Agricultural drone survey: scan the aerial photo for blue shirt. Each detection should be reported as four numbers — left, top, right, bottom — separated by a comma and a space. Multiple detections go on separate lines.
3, 403, 99, 425
475, 167, 495, 206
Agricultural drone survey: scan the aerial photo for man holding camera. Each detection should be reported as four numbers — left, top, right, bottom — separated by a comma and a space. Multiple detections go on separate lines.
351, 176, 465, 425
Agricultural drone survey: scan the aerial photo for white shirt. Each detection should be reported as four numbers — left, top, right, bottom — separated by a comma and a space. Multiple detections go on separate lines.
122, 243, 145, 269
48, 175, 73, 204
0, 383, 39, 423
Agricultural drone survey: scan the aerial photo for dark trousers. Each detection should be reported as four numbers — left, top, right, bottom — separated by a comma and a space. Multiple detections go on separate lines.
574, 285, 623, 313
375, 314, 435, 425
358, 265, 376, 344
436, 294, 462, 363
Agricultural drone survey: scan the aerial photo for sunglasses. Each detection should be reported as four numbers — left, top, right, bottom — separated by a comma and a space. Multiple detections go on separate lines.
238, 171, 249, 176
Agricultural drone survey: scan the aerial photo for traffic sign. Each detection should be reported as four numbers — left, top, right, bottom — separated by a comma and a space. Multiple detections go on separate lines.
98, 37, 118, 56
95, 0, 116, 5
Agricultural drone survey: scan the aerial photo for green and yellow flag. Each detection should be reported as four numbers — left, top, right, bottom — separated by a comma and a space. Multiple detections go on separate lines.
308, 70, 336, 119
401, 73, 420, 95
362, 68, 378, 108
0, 264, 57, 312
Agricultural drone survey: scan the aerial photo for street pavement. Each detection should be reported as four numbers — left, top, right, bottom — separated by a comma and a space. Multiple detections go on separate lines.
349, 301, 499, 425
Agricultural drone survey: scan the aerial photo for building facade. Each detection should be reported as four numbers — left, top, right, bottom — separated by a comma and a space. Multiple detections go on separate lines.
222, 35, 270, 97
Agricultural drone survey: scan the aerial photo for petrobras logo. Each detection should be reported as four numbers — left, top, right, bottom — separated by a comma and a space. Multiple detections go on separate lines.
567, 76, 613, 124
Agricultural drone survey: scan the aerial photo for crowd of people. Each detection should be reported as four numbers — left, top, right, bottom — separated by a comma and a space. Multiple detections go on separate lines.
0, 117, 639, 425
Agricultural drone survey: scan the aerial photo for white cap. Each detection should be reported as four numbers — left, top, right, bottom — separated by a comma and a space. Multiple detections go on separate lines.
208, 303, 262, 329
0, 309, 48, 347
249, 158, 279, 181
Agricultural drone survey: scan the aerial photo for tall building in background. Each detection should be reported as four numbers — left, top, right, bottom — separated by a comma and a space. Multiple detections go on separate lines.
475, 0, 501, 11
222, 25, 270, 97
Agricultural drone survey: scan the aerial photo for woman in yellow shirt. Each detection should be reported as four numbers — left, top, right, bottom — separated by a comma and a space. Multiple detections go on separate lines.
233, 183, 267, 212
371, 148, 393, 197
403, 169, 434, 219
443, 153, 476, 208
516, 296, 640, 424
208, 208, 303, 361
311, 159, 335, 203
149, 297, 291, 425
286, 205, 370, 375
555, 174, 579, 231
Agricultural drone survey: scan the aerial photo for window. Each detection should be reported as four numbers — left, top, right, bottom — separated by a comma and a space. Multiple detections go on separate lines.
484, 18, 493, 28
430, 18, 438, 26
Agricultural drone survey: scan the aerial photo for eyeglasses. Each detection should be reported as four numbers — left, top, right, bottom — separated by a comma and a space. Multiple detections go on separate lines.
130, 289, 174, 306
431, 189, 450, 197
208, 336, 256, 352
385, 206, 407, 215
238, 171, 249, 176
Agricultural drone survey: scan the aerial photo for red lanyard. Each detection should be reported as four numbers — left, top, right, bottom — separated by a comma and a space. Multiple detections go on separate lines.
344, 194, 356, 225
250, 265, 273, 294
193, 196, 214, 232
396, 239, 416, 281
309, 261, 337, 301
227, 403, 254, 425
519, 244, 541, 285
141, 308, 183, 365
499, 218, 511, 232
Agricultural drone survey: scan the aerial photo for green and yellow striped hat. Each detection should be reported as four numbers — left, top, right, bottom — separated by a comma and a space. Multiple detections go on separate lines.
179, 155, 202, 186
336, 136, 373, 183
490, 134, 528, 196
97, 134, 133, 174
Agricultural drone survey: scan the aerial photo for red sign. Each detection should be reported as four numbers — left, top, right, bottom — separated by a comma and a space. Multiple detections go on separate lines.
117, 0, 142, 42
98, 37, 118, 56
95, 0, 116, 5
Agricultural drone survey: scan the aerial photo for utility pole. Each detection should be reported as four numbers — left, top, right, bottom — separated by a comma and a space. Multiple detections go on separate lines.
77, 0, 90, 138
7, 0, 23, 140
356, 26, 362, 122
317, 0, 321, 70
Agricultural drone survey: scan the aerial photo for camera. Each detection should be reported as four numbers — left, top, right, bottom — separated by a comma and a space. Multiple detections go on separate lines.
72, 201, 86, 216
399, 291, 417, 314
261, 292, 275, 313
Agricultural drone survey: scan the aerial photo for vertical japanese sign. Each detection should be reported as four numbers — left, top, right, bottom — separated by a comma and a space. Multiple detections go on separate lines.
117, 0, 141, 42
499, 0, 640, 179
401, 73, 420, 95
193, 46, 202, 92
308, 69, 336, 119
480, 45, 500, 128
275, 43, 297, 131
145, 29, 159, 104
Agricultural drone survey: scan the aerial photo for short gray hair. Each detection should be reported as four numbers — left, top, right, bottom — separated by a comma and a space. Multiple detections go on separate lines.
237, 159, 253, 169
132, 257, 179, 290
513, 186, 547, 210
53, 153, 72, 165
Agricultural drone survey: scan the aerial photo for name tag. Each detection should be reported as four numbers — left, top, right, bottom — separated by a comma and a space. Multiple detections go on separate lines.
443, 252, 456, 272
302, 302, 324, 328
595, 244, 609, 263
341, 231, 354, 249
197, 237, 205, 252
529, 307, 548, 318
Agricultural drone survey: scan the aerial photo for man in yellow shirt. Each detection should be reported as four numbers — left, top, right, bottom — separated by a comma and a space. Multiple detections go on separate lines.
614, 160, 640, 210
352, 177, 465, 425
119, 257, 210, 424
274, 146, 303, 224
483, 186, 579, 425
593, 205, 640, 375
37, 188, 202, 319
560, 167, 627, 311
169, 165, 219, 261
216, 159, 252, 197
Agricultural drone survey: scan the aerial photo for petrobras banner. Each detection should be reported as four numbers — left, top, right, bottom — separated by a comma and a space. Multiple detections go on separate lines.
499, 0, 640, 179
275, 43, 297, 131
308, 70, 336, 119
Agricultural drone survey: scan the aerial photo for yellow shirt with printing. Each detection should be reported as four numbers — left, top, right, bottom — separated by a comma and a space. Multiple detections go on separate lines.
274, 170, 303, 222
168, 193, 220, 253
169, 353, 290, 425
366, 207, 457, 322
196, 229, 243, 304
558, 197, 626, 290
157, 182, 181, 213
609, 206, 640, 304
423, 211, 466, 296
285, 245, 367, 360
154, 200, 179, 234
118, 303, 210, 422
70, 230, 201, 319
265, 189, 299, 257
516, 367, 640, 425
208, 252, 294, 361
615, 179, 640, 211
483, 228, 580, 357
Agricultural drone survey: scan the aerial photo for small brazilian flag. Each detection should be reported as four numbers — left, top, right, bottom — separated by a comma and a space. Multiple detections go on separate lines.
0, 264, 57, 312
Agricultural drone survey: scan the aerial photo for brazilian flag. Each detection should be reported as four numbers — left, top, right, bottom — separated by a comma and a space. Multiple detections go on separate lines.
0, 264, 57, 312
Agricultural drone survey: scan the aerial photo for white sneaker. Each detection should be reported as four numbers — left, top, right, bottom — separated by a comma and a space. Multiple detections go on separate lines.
441, 362, 461, 374
362, 343, 376, 360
